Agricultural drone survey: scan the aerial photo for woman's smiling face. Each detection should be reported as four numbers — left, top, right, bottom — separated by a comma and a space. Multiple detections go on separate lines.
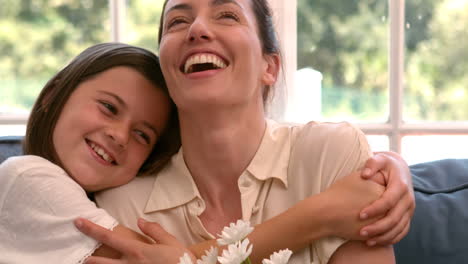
158, 0, 279, 111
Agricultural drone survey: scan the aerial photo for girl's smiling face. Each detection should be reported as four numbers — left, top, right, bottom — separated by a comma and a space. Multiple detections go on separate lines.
158, 0, 279, 111
52, 66, 171, 192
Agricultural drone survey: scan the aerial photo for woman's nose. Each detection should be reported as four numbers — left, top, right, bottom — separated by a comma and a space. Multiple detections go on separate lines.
187, 18, 213, 42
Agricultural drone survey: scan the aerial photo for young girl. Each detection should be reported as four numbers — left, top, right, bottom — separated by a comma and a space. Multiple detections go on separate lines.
0, 43, 185, 263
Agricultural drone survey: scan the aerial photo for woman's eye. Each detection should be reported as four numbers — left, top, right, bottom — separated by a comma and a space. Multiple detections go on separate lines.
99, 101, 117, 115
167, 17, 188, 29
218, 11, 239, 21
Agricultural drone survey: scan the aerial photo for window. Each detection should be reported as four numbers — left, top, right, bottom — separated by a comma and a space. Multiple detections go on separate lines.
110, 0, 164, 51
0, 0, 164, 135
284, 0, 468, 164
1, 0, 467, 164
404, 0, 468, 121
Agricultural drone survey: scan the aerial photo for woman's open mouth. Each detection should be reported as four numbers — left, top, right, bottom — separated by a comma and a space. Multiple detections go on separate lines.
180, 53, 228, 74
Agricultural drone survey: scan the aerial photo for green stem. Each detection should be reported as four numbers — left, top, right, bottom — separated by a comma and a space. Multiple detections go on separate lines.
242, 257, 253, 264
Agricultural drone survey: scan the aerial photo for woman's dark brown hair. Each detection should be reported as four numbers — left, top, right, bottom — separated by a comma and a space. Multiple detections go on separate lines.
24, 42, 180, 175
157, 0, 282, 105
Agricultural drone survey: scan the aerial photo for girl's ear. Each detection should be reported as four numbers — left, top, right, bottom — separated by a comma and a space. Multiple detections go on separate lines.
261, 53, 280, 86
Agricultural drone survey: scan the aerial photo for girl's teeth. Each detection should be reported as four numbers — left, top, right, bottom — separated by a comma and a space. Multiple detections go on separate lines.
98, 149, 105, 156
89, 141, 114, 163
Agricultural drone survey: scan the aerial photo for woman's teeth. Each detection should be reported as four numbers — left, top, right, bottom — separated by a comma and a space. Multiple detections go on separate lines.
89, 142, 115, 163
184, 53, 227, 74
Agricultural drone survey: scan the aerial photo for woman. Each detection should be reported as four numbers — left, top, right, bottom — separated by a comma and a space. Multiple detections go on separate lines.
77, 0, 414, 263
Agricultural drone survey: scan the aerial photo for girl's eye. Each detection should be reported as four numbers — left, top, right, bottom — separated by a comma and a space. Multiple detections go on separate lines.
99, 101, 118, 115
135, 130, 151, 145
218, 11, 239, 21
167, 17, 188, 29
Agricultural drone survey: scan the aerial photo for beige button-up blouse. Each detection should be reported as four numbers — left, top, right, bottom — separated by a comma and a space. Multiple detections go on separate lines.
96, 120, 372, 263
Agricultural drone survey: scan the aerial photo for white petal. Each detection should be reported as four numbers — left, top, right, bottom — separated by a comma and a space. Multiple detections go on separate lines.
197, 247, 218, 264
217, 220, 254, 245
178, 253, 194, 264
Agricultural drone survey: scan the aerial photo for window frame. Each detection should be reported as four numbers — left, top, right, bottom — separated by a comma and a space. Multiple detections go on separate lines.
272, 0, 468, 153
2, 0, 468, 154
0, 0, 126, 126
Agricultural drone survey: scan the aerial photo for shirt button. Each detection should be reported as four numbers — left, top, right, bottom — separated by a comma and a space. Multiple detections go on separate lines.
252, 205, 260, 215
241, 179, 252, 188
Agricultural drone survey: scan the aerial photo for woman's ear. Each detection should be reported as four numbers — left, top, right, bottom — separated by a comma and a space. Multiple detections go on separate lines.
261, 53, 281, 86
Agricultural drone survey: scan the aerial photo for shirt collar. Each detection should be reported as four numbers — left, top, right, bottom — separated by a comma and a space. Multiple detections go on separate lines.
144, 150, 200, 213
144, 119, 291, 213
246, 119, 290, 187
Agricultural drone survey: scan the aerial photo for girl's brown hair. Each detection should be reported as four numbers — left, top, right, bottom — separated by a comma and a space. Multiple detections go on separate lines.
24, 42, 180, 175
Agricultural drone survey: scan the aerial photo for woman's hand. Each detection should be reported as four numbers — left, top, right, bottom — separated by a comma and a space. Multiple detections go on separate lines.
359, 152, 415, 246
74, 218, 195, 264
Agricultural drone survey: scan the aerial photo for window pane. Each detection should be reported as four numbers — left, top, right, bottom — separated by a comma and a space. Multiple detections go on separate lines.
404, 0, 468, 121
0, 0, 109, 116
366, 135, 389, 152
402, 135, 468, 165
125, 0, 165, 53
295, 0, 389, 123
0, 125, 26, 137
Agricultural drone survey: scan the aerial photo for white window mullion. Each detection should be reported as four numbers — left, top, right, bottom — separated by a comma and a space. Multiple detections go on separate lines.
401, 123, 468, 134
0, 115, 28, 125
388, 0, 405, 153
109, 0, 126, 42
268, 0, 297, 120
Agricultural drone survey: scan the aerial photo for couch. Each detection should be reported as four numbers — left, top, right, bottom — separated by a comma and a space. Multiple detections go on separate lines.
1, 136, 467, 263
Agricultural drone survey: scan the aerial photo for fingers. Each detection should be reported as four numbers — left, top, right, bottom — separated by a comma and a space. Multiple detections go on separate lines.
360, 175, 406, 219
365, 210, 410, 246
75, 218, 135, 254
361, 155, 383, 179
390, 219, 410, 244
84, 256, 121, 264
368, 170, 386, 186
137, 219, 184, 248
361, 154, 389, 179
360, 192, 410, 239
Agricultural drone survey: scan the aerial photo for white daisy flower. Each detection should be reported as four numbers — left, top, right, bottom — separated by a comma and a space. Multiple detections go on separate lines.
217, 219, 254, 246
218, 238, 253, 264
178, 253, 194, 264
261, 249, 293, 264
197, 247, 219, 264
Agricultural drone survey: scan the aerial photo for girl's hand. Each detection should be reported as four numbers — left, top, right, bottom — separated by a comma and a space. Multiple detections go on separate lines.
321, 170, 386, 241
74, 218, 195, 264
359, 152, 415, 246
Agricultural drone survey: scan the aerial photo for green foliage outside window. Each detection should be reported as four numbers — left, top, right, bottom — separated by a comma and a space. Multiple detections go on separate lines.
1, 0, 467, 122
297, 0, 468, 121
0, 0, 109, 113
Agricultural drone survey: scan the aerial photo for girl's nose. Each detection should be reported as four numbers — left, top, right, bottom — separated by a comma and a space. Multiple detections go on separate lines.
106, 123, 130, 149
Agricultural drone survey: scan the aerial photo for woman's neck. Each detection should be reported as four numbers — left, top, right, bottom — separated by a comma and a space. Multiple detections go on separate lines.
178, 104, 266, 203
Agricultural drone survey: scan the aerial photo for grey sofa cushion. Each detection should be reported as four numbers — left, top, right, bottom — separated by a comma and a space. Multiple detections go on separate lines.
0, 136, 23, 163
394, 159, 468, 264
